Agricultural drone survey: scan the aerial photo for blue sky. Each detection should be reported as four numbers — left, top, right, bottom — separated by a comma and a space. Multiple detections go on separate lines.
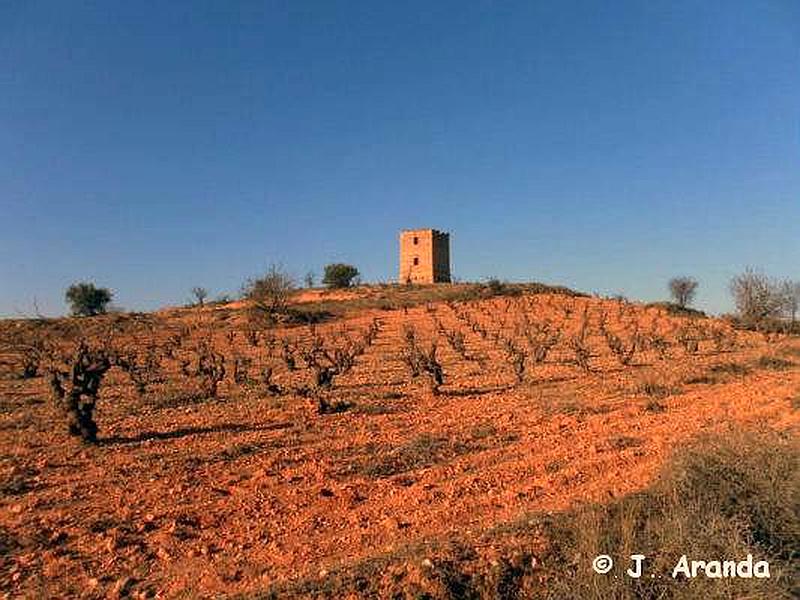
1, 1, 798, 317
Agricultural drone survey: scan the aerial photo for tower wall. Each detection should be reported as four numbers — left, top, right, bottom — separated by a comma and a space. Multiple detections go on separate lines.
399, 229, 451, 284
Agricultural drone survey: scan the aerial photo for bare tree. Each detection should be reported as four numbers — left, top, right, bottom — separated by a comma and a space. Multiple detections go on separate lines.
243, 264, 295, 315
191, 286, 208, 306
780, 280, 800, 325
668, 276, 698, 308
729, 268, 784, 326
304, 271, 315, 288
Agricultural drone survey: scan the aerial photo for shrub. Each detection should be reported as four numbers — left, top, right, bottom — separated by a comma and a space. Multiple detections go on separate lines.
709, 362, 750, 377
193, 341, 226, 398
486, 278, 504, 295
569, 332, 592, 372
322, 263, 360, 288
65, 282, 113, 317
756, 355, 794, 371
47, 341, 113, 443
604, 328, 640, 366
637, 380, 679, 399
400, 329, 444, 394
114, 346, 161, 396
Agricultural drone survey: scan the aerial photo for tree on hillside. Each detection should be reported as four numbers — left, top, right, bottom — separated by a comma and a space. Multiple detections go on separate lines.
323, 263, 360, 288
729, 268, 784, 326
191, 286, 208, 306
668, 276, 699, 308
65, 282, 113, 316
243, 264, 295, 314
780, 280, 800, 325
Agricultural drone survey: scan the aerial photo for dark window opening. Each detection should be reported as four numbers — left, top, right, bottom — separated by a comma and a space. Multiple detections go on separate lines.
413, 236, 418, 245
413, 257, 419, 266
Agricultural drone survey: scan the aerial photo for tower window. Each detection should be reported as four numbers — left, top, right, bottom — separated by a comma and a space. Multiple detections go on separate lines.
413, 236, 418, 245
413, 257, 419, 266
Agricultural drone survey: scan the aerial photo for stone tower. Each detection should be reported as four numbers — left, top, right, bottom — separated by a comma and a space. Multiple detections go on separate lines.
399, 229, 451, 284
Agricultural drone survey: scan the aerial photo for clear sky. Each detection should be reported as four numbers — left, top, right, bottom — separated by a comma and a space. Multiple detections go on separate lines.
1, 1, 798, 317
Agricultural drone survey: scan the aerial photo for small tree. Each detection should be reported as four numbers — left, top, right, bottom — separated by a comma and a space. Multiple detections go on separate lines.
304, 271, 315, 288
243, 264, 295, 314
65, 282, 113, 317
780, 280, 800, 325
323, 263, 359, 289
668, 276, 698, 308
191, 286, 208, 306
729, 268, 784, 326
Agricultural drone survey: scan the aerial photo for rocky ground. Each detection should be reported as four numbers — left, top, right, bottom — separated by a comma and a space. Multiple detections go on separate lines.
1, 291, 798, 598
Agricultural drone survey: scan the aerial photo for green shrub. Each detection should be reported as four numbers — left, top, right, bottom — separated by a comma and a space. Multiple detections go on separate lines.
65, 282, 113, 316
323, 263, 360, 288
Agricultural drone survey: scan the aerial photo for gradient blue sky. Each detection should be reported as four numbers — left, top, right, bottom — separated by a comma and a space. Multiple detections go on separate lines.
1, 1, 798, 317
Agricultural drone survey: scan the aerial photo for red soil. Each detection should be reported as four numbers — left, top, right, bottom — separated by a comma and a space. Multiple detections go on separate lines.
1, 293, 798, 597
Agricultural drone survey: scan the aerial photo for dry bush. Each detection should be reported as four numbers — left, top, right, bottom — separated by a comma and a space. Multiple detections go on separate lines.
503, 340, 527, 384
18, 343, 44, 379
729, 268, 786, 328
709, 327, 730, 354
0, 330, 51, 379
300, 325, 363, 390
184, 340, 226, 398
637, 380, 680, 399
568, 320, 592, 372
756, 355, 794, 371
294, 326, 366, 413
232, 353, 253, 385
280, 340, 297, 371
114, 344, 161, 396
442, 326, 469, 360
523, 320, 560, 365
46, 341, 113, 443
677, 327, 699, 355
260, 366, 282, 396
709, 362, 751, 377
644, 333, 670, 360
604, 326, 640, 366
243, 264, 296, 318
401, 327, 444, 394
